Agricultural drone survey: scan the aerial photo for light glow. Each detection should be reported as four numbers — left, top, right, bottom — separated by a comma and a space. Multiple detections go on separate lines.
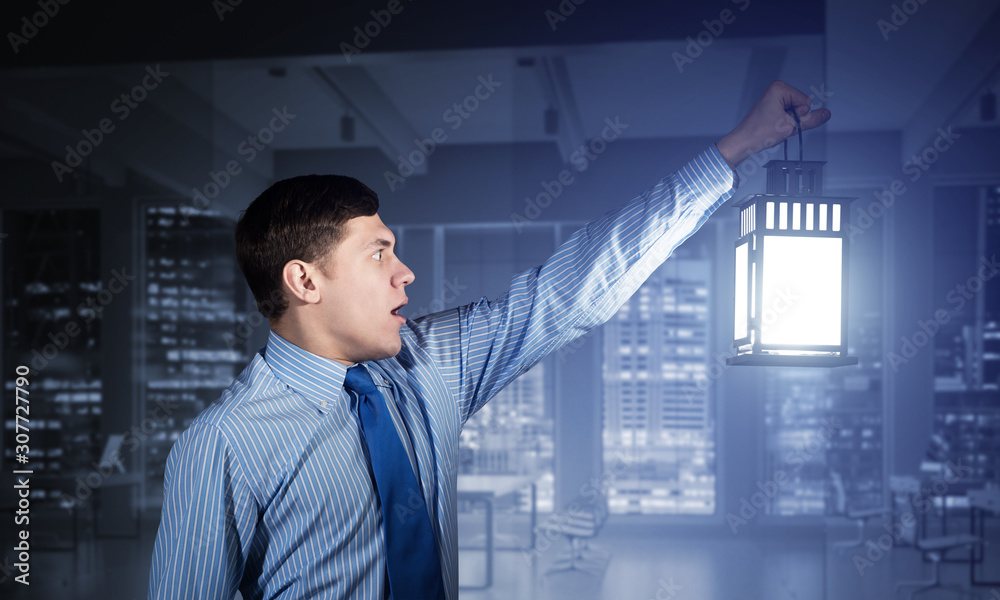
760, 235, 842, 346
734, 242, 749, 340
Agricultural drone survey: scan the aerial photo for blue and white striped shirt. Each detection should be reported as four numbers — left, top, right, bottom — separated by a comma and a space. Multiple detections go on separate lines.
148, 145, 735, 600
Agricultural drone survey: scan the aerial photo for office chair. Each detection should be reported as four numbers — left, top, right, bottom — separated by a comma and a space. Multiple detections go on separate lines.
543, 492, 610, 578
894, 534, 982, 598
829, 471, 893, 554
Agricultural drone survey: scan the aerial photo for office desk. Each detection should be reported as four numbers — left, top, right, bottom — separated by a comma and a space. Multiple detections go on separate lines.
28, 471, 143, 549
457, 474, 538, 589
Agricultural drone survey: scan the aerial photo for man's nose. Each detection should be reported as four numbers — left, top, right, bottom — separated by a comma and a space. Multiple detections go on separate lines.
396, 260, 415, 287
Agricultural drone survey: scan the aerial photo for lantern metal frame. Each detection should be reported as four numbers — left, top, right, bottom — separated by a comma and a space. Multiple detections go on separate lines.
727, 159, 858, 367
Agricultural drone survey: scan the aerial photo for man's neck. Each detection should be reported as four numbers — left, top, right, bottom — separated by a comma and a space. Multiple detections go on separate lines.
271, 316, 352, 366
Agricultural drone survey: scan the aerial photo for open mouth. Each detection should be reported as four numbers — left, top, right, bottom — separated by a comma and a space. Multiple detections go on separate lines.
391, 300, 407, 316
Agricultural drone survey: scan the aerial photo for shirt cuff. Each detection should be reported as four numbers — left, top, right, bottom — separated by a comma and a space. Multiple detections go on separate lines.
677, 144, 739, 213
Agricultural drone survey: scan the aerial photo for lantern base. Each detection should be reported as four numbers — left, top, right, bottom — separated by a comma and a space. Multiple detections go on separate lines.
726, 354, 859, 368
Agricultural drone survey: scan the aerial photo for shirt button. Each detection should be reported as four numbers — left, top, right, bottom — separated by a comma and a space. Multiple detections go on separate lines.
320, 401, 328, 407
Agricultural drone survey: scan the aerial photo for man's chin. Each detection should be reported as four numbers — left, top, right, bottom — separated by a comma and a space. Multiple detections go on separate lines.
359, 338, 403, 363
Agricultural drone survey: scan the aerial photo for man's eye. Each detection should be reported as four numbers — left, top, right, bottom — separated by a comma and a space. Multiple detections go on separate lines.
372, 250, 383, 261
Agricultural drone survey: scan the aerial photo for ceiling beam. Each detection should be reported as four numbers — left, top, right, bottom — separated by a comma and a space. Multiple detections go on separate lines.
109, 69, 275, 181
0, 77, 273, 218
0, 94, 130, 189
311, 66, 426, 175
536, 56, 587, 165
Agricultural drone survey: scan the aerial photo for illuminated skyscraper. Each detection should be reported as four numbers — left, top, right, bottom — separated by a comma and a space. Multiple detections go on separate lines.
602, 259, 715, 515
763, 368, 830, 516
932, 186, 1000, 484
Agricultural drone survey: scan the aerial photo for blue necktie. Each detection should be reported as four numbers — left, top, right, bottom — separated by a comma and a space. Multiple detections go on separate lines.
344, 365, 446, 600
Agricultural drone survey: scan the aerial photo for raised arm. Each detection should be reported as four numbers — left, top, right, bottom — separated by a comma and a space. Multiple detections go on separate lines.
411, 81, 831, 424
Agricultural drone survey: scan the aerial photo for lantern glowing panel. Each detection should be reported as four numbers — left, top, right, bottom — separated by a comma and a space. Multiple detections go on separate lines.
759, 235, 841, 347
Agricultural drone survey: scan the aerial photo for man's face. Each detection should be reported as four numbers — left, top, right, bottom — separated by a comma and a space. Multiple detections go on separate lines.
314, 214, 414, 365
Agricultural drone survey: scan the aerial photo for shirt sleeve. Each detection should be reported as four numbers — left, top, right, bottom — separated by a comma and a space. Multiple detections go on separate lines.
410, 145, 736, 425
148, 422, 257, 600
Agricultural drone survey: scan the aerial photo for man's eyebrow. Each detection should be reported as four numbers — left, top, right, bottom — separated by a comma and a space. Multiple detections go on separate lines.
365, 237, 394, 250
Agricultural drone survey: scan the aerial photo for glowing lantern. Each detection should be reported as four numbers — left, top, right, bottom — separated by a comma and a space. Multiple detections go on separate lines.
728, 159, 857, 367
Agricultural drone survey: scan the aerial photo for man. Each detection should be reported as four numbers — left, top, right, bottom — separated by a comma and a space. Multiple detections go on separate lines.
148, 81, 830, 599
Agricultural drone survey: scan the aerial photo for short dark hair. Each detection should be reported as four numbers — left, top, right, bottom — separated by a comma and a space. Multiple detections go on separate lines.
235, 174, 379, 321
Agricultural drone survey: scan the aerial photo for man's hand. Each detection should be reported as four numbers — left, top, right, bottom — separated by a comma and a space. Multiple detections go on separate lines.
716, 80, 831, 171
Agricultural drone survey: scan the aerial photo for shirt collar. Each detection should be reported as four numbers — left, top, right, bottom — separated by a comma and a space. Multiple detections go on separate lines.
263, 330, 349, 414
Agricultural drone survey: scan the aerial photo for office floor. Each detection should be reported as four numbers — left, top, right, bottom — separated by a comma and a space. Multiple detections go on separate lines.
457, 521, 1000, 600
4, 517, 998, 599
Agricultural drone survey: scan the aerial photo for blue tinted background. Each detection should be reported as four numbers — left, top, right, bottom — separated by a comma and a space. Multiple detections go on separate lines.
0, 1, 998, 598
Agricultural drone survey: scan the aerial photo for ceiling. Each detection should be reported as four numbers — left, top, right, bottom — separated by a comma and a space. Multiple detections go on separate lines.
0, 0, 997, 195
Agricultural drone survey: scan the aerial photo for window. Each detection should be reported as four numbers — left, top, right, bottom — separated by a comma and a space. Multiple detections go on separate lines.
2, 209, 102, 526
139, 204, 250, 510
764, 187, 887, 516
398, 224, 561, 513
602, 259, 715, 515
931, 186, 1000, 485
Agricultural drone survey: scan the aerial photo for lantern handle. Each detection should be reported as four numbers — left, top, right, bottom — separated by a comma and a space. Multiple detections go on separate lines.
783, 108, 804, 163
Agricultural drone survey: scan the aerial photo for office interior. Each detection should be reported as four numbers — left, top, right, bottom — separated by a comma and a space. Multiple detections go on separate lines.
0, 1, 998, 598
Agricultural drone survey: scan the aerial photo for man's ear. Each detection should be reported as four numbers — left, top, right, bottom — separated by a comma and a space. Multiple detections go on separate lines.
281, 259, 322, 306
